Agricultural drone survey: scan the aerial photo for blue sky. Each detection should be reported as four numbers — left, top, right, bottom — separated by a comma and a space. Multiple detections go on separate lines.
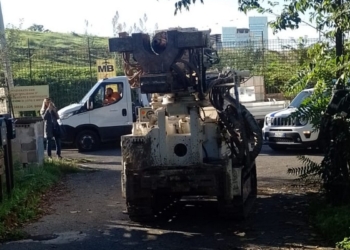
1, 0, 319, 39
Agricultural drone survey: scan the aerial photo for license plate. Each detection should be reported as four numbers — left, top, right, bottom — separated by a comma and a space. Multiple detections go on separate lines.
272, 132, 285, 137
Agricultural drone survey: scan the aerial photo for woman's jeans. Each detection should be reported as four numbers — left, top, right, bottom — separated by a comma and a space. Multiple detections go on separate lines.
46, 136, 61, 157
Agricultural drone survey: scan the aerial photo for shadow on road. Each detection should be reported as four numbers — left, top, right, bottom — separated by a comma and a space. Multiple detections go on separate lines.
64, 143, 324, 158
40, 144, 329, 249
261, 147, 324, 157
102, 191, 330, 250
62, 143, 121, 158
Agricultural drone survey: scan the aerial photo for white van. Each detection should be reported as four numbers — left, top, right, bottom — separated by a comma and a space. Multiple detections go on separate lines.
57, 76, 149, 151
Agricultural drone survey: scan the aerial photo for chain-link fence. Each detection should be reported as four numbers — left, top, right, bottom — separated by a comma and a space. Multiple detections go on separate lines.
216, 38, 319, 96
9, 37, 320, 111
10, 46, 123, 110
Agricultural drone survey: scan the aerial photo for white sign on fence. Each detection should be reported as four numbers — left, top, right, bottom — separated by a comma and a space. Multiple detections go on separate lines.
0, 85, 49, 115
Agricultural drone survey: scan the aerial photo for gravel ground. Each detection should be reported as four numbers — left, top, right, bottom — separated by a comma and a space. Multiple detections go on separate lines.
0, 145, 335, 250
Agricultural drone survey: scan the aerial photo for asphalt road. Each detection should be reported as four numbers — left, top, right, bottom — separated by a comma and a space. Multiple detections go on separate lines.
0, 145, 334, 250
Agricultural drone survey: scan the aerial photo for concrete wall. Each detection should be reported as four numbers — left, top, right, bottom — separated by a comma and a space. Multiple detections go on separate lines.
241, 76, 265, 102
12, 121, 44, 165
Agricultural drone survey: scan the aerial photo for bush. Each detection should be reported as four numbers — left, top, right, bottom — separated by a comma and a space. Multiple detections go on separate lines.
0, 159, 81, 242
310, 201, 350, 244
337, 238, 350, 250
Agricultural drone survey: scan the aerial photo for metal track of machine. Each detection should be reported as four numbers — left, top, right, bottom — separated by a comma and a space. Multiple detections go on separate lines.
109, 27, 263, 222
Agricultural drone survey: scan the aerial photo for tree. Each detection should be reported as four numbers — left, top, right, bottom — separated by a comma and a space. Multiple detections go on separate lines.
237, 0, 348, 80
112, 12, 158, 36
172, 0, 204, 14
83, 19, 96, 49
1, 22, 23, 85
112, 11, 125, 36
27, 24, 45, 32
281, 37, 311, 67
0, 22, 24, 116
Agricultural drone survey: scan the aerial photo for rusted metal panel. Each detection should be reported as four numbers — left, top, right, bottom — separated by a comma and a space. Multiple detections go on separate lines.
177, 31, 207, 48
121, 135, 153, 170
124, 163, 227, 196
109, 37, 133, 52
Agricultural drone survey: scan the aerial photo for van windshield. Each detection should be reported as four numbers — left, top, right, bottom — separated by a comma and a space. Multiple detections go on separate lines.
79, 81, 102, 104
289, 90, 313, 108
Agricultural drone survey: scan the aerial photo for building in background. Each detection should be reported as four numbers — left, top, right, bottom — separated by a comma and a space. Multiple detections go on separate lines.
222, 27, 236, 44
249, 16, 268, 42
220, 16, 268, 49
221, 26, 252, 48
236, 28, 250, 46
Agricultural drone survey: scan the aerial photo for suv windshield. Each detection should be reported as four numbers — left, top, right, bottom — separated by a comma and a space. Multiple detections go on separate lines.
289, 90, 313, 108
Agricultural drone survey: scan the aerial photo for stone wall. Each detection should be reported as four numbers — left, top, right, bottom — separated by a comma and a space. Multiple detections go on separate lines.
12, 120, 44, 165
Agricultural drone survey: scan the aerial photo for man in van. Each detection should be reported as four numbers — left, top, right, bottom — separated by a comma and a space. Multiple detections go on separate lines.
104, 87, 121, 105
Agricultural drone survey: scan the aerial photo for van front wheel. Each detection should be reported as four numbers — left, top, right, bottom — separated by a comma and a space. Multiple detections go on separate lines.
76, 130, 100, 152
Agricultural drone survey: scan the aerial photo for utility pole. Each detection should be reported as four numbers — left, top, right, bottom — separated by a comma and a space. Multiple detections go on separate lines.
0, 0, 14, 88
0, 0, 14, 117
261, 30, 266, 100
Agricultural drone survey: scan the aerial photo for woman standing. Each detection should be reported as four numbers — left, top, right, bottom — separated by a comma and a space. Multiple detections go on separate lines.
40, 98, 62, 159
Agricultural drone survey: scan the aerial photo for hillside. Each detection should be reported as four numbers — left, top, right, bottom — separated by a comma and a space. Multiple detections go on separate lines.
15, 30, 109, 49
7, 30, 118, 110
10, 29, 118, 84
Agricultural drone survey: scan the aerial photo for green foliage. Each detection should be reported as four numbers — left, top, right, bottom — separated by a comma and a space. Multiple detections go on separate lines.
237, 0, 350, 245
7, 28, 312, 111
264, 48, 308, 93
284, 42, 350, 207
27, 24, 46, 32
4, 25, 316, 116
9, 29, 109, 49
337, 237, 350, 250
14, 67, 97, 109
237, 0, 350, 185
173, 0, 204, 14
216, 40, 312, 94
287, 155, 323, 178
310, 200, 350, 246
238, 0, 350, 38
0, 159, 81, 242
4, 28, 124, 111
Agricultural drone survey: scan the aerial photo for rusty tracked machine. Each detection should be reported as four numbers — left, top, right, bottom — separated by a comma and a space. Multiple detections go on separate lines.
109, 27, 263, 222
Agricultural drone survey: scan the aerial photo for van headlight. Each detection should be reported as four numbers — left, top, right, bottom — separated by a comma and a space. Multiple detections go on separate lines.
298, 116, 308, 126
59, 112, 74, 120
265, 116, 272, 126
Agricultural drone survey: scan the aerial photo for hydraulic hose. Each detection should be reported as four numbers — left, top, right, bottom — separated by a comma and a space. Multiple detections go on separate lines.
240, 103, 263, 161
207, 75, 263, 161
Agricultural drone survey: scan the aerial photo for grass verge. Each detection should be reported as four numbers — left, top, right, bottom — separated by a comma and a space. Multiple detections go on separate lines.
309, 198, 350, 249
0, 159, 84, 242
